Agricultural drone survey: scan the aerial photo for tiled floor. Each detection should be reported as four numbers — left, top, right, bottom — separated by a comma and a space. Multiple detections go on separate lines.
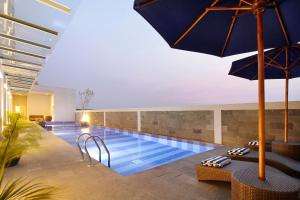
2, 132, 266, 200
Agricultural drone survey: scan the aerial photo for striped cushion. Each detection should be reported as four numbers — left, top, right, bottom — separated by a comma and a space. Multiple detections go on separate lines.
248, 140, 259, 146
227, 147, 250, 155
200, 156, 231, 168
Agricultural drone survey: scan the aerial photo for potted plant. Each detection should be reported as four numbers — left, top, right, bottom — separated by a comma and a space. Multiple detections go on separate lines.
0, 113, 59, 199
78, 88, 94, 127
2, 113, 44, 167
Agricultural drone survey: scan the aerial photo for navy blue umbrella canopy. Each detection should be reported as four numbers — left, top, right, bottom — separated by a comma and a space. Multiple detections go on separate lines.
134, 0, 300, 57
229, 45, 300, 80
134, 0, 300, 181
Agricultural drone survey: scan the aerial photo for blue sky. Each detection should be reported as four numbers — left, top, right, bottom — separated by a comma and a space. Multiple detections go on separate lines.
38, 0, 300, 109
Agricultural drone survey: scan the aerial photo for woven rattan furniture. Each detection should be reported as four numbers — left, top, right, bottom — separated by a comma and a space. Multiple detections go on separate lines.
272, 141, 300, 161
195, 160, 281, 182
227, 151, 300, 178
231, 168, 299, 200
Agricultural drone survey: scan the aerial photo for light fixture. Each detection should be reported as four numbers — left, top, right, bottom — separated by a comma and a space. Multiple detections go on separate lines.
36, 0, 71, 14
15, 106, 21, 113
0, 33, 51, 49
0, 55, 42, 67
81, 114, 90, 123
0, 13, 58, 35
0, 46, 46, 59
3, 64, 41, 72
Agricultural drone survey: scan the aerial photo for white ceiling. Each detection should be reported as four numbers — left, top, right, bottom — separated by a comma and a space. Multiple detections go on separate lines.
0, 0, 81, 92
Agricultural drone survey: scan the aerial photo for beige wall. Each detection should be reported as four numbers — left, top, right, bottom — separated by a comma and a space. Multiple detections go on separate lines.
27, 93, 52, 118
222, 109, 300, 146
75, 101, 300, 145
76, 112, 104, 126
12, 94, 27, 116
141, 111, 214, 143
106, 112, 137, 131
32, 85, 76, 121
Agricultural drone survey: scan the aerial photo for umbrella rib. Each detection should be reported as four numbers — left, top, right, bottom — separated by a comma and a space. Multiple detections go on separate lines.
264, 47, 285, 68
174, 2, 252, 47
240, 0, 252, 5
288, 56, 300, 70
134, 0, 156, 8
273, 1, 290, 46
264, 62, 282, 69
221, 1, 243, 57
206, 6, 252, 11
231, 48, 284, 76
231, 59, 257, 75
250, 74, 258, 81
173, 0, 219, 47
264, 55, 284, 69
292, 44, 300, 54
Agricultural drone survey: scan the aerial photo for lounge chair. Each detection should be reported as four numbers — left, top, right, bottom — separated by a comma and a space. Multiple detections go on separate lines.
227, 151, 300, 178
272, 141, 300, 161
195, 159, 300, 199
195, 160, 277, 182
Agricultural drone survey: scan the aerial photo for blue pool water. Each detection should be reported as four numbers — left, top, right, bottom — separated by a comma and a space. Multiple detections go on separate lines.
51, 124, 215, 176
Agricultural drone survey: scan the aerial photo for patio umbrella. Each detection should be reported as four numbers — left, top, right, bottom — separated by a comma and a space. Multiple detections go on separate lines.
134, 0, 300, 180
229, 44, 300, 143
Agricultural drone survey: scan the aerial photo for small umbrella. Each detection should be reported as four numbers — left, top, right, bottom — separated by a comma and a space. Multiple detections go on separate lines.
134, 0, 300, 180
229, 44, 300, 143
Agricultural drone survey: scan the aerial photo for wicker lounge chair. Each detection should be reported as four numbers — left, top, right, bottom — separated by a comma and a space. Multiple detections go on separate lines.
196, 160, 245, 182
195, 160, 278, 182
227, 151, 300, 178
196, 160, 300, 199
272, 141, 300, 161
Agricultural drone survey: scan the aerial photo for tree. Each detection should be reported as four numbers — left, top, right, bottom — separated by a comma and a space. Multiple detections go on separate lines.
78, 88, 94, 110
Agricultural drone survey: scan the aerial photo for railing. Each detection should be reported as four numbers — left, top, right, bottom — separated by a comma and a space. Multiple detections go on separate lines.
76, 133, 91, 160
76, 133, 111, 168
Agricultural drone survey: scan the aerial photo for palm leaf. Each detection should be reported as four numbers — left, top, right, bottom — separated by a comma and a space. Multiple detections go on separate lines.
0, 113, 61, 199
0, 177, 60, 200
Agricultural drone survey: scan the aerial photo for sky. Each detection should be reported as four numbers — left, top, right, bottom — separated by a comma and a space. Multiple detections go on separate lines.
38, 0, 300, 109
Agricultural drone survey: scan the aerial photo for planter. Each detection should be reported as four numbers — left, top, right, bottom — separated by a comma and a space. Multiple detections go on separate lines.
38, 120, 46, 128
5, 157, 21, 168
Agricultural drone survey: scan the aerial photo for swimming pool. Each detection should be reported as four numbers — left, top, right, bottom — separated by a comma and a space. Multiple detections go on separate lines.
51, 124, 215, 176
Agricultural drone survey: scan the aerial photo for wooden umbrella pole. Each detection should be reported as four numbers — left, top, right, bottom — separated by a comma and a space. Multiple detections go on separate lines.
284, 47, 289, 143
256, 8, 266, 181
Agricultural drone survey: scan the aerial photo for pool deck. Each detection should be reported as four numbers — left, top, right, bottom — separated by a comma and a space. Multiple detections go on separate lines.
3, 132, 279, 200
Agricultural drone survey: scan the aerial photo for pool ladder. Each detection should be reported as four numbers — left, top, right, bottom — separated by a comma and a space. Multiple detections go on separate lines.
76, 133, 111, 168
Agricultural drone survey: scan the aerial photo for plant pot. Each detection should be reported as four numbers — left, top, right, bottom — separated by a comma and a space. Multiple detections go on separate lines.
38, 120, 46, 128
5, 157, 21, 168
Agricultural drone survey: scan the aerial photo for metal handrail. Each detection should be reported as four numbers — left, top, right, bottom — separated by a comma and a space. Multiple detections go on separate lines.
83, 135, 111, 168
76, 133, 91, 160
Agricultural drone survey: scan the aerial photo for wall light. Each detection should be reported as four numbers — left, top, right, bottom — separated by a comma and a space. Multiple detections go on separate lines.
36, 0, 71, 14
81, 114, 90, 123
15, 106, 21, 113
